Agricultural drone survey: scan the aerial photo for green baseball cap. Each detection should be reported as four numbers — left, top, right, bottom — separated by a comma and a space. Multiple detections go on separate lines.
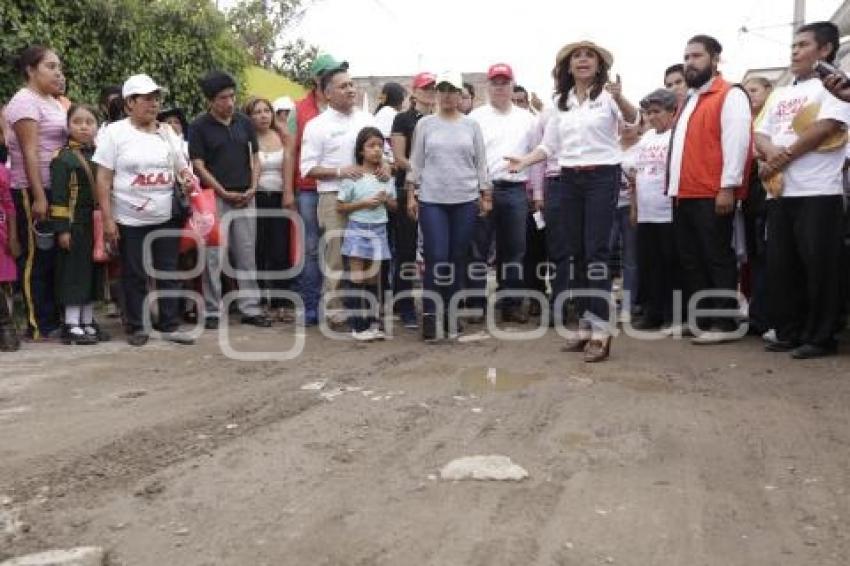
310, 54, 348, 78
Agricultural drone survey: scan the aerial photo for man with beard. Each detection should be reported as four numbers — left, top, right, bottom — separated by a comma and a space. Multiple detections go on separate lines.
666, 35, 752, 344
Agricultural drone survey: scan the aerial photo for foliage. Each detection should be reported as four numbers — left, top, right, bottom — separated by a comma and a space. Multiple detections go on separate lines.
225, 0, 319, 86
0, 0, 250, 116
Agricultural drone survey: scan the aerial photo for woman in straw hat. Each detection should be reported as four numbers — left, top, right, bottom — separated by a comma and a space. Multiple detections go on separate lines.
506, 40, 637, 362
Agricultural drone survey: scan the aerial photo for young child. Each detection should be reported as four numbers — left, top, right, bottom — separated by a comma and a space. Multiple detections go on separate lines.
0, 161, 20, 351
336, 127, 397, 341
50, 104, 109, 345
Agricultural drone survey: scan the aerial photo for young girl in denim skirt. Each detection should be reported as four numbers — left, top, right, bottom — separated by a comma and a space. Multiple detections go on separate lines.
336, 127, 397, 341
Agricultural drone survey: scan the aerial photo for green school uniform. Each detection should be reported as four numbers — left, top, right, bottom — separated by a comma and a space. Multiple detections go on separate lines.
49, 142, 104, 305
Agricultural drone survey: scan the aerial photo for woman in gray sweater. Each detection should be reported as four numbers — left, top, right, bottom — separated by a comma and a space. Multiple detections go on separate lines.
407, 71, 492, 340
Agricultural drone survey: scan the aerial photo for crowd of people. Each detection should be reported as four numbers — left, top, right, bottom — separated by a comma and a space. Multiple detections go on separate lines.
1, 20, 849, 363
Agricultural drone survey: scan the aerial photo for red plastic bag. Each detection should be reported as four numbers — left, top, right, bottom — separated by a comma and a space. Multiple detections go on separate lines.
180, 187, 221, 253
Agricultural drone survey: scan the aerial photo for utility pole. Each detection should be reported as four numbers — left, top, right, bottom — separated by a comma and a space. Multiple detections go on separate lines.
793, 0, 806, 38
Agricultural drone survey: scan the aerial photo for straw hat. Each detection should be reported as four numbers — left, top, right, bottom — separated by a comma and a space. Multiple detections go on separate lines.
556, 40, 614, 68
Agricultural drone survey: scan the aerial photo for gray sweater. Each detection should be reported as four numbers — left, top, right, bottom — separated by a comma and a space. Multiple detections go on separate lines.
407, 114, 490, 204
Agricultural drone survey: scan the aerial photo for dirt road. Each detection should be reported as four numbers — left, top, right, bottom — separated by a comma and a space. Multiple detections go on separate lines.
1, 322, 849, 565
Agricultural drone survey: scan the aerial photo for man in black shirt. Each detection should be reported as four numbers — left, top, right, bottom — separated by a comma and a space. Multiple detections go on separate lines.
389, 72, 436, 328
189, 71, 271, 329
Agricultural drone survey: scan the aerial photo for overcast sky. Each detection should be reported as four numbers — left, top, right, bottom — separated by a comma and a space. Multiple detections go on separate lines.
269, 0, 842, 104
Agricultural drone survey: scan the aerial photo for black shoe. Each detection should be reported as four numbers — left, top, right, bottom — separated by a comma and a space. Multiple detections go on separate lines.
444, 315, 463, 338
502, 306, 529, 324
241, 315, 272, 328
127, 331, 149, 347
765, 340, 798, 353
632, 317, 663, 331
62, 325, 98, 345
422, 314, 437, 341
85, 321, 111, 342
791, 343, 837, 359
204, 318, 220, 330
0, 327, 20, 351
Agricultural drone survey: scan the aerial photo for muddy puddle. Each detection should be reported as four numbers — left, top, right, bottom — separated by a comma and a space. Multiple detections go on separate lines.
458, 367, 546, 393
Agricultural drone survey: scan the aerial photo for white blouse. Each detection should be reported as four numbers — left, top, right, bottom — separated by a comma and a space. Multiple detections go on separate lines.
257, 149, 284, 192
538, 88, 624, 167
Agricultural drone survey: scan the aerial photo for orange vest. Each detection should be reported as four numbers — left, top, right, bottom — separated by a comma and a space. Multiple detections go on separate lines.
678, 77, 752, 200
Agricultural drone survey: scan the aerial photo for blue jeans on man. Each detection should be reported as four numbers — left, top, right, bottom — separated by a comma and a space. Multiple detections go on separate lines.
468, 182, 528, 314
295, 189, 321, 324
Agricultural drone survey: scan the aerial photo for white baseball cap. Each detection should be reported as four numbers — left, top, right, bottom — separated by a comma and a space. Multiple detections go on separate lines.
435, 71, 464, 91
122, 74, 166, 98
273, 96, 294, 112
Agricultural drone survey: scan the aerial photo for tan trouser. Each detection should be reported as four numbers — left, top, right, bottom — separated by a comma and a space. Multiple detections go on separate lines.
317, 192, 347, 311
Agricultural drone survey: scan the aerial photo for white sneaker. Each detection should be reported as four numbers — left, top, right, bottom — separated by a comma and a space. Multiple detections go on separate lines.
691, 330, 740, 345
762, 329, 778, 344
351, 328, 377, 342
660, 323, 693, 337
370, 326, 386, 341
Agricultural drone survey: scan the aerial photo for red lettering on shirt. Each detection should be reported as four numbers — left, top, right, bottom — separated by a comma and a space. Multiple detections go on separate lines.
130, 172, 173, 187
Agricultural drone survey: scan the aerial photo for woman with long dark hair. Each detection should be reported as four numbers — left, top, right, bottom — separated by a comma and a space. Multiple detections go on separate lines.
507, 41, 637, 362
245, 96, 294, 321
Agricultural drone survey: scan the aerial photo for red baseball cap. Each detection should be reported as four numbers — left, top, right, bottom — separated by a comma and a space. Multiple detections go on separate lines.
412, 72, 437, 89
487, 63, 514, 81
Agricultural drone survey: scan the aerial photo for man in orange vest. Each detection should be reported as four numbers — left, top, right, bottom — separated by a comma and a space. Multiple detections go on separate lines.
667, 35, 753, 345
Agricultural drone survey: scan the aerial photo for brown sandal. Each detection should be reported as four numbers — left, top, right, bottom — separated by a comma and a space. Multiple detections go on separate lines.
583, 336, 612, 363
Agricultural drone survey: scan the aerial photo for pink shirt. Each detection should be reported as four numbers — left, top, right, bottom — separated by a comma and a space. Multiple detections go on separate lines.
3, 87, 68, 190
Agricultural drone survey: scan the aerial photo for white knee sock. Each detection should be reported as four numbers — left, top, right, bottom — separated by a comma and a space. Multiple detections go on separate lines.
81, 303, 94, 325
65, 305, 82, 327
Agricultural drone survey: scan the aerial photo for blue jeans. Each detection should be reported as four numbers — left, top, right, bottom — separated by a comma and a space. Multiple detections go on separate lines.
468, 183, 528, 310
295, 190, 321, 313
419, 201, 477, 316
545, 166, 619, 331
609, 205, 638, 313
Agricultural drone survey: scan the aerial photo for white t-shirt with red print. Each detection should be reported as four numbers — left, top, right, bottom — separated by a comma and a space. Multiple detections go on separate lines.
756, 77, 850, 198
93, 118, 184, 226
633, 129, 672, 223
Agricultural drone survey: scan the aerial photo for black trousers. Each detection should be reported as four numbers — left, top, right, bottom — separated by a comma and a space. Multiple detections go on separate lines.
637, 222, 676, 324
672, 198, 739, 331
767, 195, 845, 347
118, 219, 182, 334
255, 190, 291, 307
523, 205, 549, 296
13, 189, 58, 338
390, 186, 418, 315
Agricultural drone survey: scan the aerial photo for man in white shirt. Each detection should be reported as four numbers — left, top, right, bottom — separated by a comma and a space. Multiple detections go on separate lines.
756, 22, 850, 359
667, 35, 752, 345
469, 63, 536, 323
300, 67, 378, 323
